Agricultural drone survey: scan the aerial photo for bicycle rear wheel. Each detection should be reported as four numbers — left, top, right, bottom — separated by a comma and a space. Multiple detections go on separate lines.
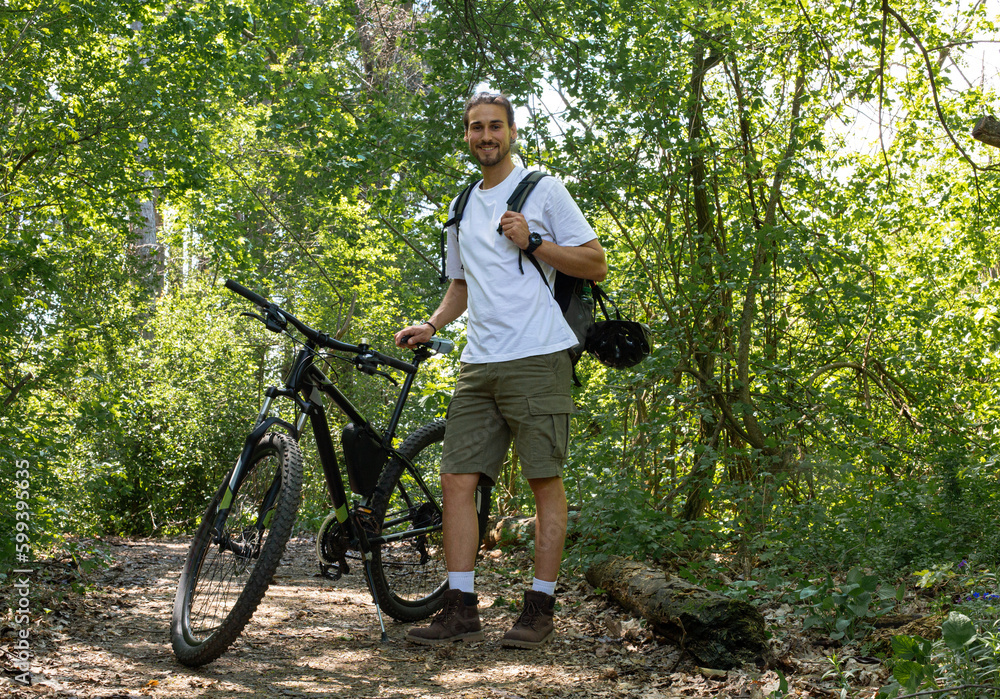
171, 431, 303, 667
368, 418, 490, 622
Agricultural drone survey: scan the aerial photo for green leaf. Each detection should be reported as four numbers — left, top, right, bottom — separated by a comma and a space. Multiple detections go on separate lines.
799, 586, 821, 600
860, 575, 880, 593
941, 612, 976, 651
892, 660, 924, 692
848, 601, 870, 617
891, 634, 921, 660
802, 614, 824, 631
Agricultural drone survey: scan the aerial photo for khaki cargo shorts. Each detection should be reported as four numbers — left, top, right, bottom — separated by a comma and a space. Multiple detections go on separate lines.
440, 351, 575, 483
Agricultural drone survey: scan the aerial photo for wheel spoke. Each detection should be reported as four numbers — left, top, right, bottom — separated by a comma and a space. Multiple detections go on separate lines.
185, 456, 279, 639
369, 419, 491, 622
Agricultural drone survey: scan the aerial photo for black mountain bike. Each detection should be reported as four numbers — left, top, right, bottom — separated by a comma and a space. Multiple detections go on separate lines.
170, 279, 491, 667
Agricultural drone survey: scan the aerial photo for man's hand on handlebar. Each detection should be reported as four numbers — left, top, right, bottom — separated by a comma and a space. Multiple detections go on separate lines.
394, 322, 434, 348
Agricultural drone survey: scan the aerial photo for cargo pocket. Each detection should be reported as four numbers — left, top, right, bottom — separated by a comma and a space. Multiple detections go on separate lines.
525, 394, 575, 460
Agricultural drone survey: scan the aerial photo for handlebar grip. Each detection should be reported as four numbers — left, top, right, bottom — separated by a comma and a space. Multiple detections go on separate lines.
378, 352, 418, 374
321, 336, 362, 353
225, 279, 269, 307
398, 336, 455, 355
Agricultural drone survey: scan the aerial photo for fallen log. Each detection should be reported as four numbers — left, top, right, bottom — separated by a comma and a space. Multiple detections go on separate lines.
869, 613, 944, 655
585, 555, 772, 670
973, 115, 1000, 148
482, 516, 535, 550
481, 511, 581, 550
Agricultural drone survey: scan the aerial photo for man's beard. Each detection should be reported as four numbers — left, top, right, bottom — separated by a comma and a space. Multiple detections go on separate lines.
473, 141, 510, 166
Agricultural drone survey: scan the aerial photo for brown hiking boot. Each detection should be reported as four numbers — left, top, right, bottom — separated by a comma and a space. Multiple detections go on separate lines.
501, 590, 555, 649
405, 589, 484, 645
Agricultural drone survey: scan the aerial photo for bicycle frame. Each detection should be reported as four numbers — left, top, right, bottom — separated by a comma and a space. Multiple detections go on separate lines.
212, 338, 443, 553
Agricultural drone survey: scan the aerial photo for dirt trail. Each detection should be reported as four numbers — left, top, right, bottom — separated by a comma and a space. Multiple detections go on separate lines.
2, 538, 842, 698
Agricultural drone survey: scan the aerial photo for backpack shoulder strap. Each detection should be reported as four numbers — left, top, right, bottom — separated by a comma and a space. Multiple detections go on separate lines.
523, 250, 552, 292
505, 170, 549, 214
440, 179, 481, 283
444, 179, 480, 231
503, 171, 550, 272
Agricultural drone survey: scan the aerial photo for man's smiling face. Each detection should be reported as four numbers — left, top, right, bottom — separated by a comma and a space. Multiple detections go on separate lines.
464, 103, 517, 168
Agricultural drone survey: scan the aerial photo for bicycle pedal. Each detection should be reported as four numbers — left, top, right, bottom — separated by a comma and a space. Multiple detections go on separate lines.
319, 564, 343, 581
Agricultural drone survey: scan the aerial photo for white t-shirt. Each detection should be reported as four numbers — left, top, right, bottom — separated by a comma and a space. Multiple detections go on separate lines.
446, 166, 597, 363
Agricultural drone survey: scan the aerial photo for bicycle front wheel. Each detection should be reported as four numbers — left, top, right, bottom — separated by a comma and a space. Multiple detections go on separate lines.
171, 431, 303, 667
368, 418, 490, 622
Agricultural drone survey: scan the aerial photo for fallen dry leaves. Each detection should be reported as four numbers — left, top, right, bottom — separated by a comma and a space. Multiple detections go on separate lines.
1, 537, 896, 698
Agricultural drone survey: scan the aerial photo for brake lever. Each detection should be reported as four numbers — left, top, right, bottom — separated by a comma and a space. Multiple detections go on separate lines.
355, 354, 400, 386
240, 311, 266, 324
372, 368, 399, 386
240, 307, 287, 334
263, 306, 287, 333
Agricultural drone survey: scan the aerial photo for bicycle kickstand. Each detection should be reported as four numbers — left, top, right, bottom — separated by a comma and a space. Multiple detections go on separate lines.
362, 555, 389, 643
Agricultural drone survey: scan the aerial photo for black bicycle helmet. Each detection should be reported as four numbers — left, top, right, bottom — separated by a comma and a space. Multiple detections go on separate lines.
586, 320, 652, 369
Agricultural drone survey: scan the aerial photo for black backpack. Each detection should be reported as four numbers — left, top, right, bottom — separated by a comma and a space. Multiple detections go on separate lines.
440, 171, 597, 383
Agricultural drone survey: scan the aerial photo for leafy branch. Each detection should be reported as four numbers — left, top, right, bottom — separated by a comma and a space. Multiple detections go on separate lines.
883, 1, 995, 175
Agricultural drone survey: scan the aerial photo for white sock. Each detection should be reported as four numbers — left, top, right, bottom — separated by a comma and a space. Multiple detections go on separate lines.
532, 577, 556, 596
449, 571, 475, 594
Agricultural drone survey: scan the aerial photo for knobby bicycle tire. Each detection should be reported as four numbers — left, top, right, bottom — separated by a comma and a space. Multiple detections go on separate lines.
368, 418, 490, 622
171, 432, 303, 667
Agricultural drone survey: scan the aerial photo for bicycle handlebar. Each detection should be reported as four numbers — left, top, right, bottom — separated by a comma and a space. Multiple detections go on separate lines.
224, 279, 444, 374
225, 279, 269, 308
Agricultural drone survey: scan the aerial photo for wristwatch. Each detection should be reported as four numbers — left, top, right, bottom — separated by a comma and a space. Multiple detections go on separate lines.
525, 232, 543, 255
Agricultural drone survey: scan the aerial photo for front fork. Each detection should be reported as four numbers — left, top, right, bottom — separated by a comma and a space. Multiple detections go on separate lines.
211, 393, 305, 553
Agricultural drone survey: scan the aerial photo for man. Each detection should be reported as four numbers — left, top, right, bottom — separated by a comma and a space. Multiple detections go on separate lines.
394, 92, 607, 648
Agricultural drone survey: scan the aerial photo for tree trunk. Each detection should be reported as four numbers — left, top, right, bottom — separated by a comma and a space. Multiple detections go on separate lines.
973, 115, 1000, 148
585, 555, 772, 670
681, 39, 725, 520
130, 23, 165, 291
